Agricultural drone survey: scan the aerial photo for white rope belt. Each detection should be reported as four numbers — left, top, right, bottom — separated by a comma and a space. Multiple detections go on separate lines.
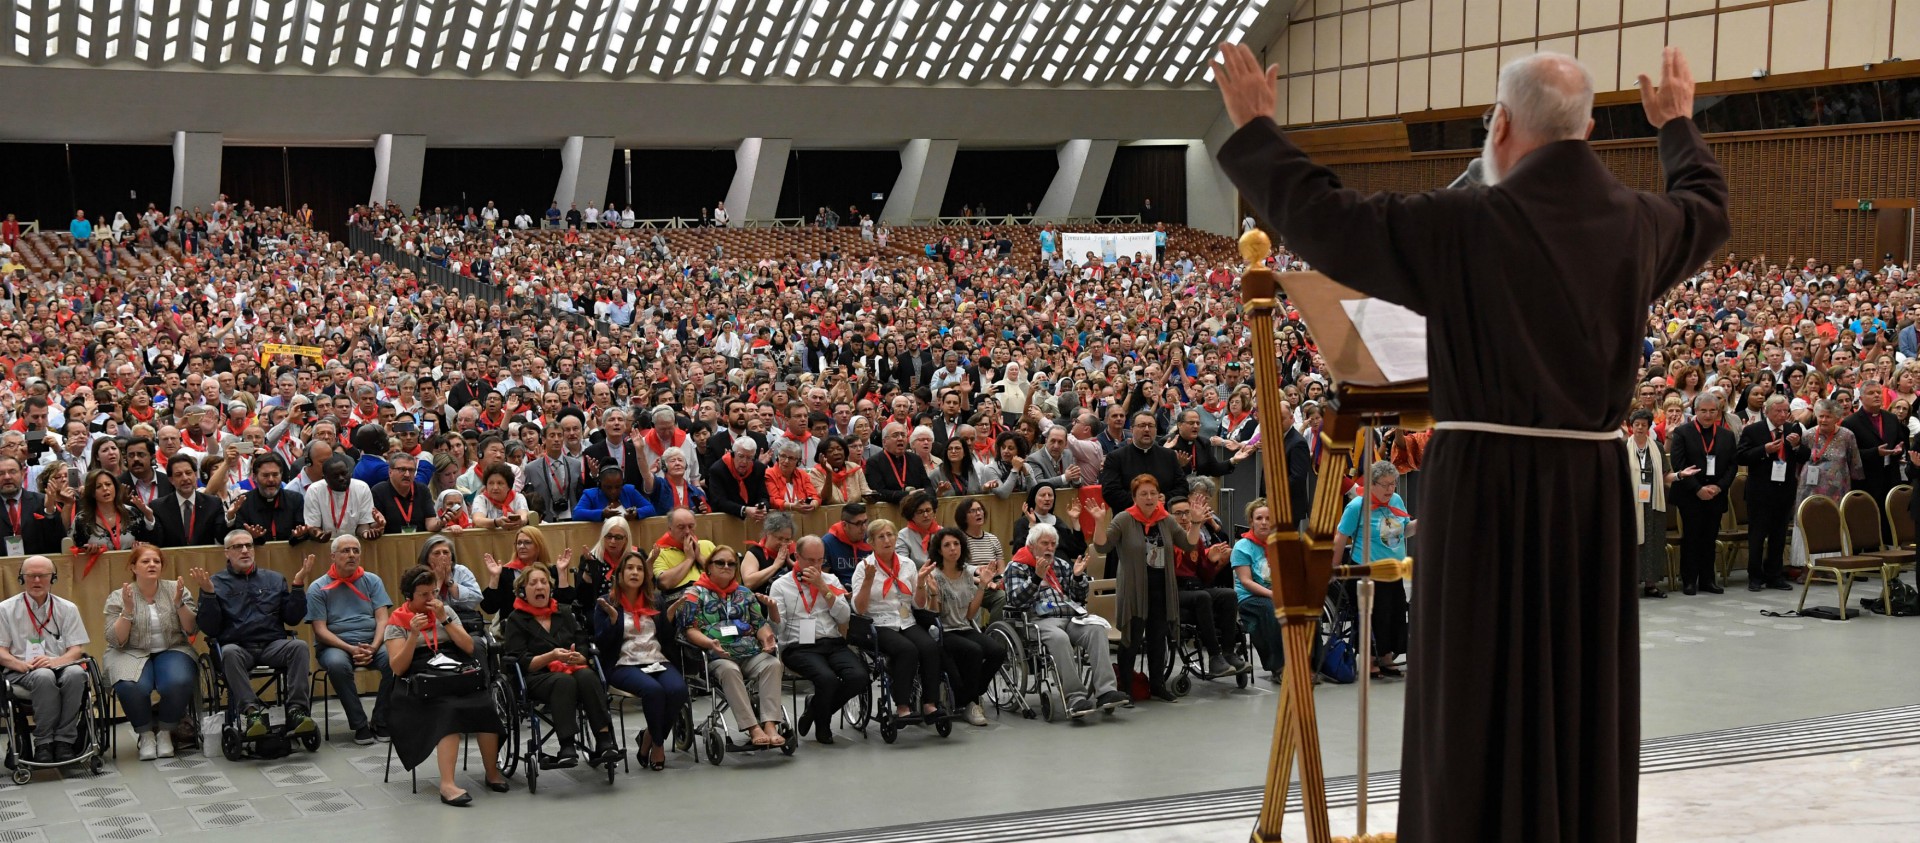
1430, 420, 1641, 537
1432, 420, 1623, 441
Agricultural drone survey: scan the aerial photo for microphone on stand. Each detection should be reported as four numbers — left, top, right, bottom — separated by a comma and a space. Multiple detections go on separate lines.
1448, 158, 1487, 189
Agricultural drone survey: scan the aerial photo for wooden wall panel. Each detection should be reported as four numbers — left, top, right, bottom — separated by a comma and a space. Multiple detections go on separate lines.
1716, 7, 1772, 83
1771, 1, 1830, 75
1829, 0, 1892, 68
1325, 124, 1920, 264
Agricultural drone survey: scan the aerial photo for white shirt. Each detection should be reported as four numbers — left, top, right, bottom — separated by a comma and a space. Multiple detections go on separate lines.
769, 570, 850, 649
0, 592, 89, 660
302, 479, 377, 534
849, 554, 921, 630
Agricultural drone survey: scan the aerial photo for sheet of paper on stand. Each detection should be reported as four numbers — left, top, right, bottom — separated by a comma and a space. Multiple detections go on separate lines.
1339, 298, 1428, 384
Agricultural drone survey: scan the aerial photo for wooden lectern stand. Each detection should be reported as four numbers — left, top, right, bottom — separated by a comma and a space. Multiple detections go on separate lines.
1239, 233, 1428, 843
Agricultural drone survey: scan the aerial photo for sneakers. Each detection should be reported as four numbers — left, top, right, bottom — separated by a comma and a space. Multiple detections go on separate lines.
1067, 696, 1097, 718
1095, 690, 1130, 710
964, 702, 989, 727
353, 725, 377, 746
1226, 653, 1250, 674
372, 724, 392, 743
286, 707, 317, 735
155, 731, 175, 759
242, 707, 271, 738
1207, 652, 1232, 677
137, 733, 158, 761
31, 742, 54, 764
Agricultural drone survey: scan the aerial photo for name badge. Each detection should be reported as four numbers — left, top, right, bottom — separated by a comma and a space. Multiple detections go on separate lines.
4, 535, 22, 557
1771, 460, 1788, 483
23, 639, 46, 659
1636, 484, 1651, 504
1704, 456, 1717, 475
400, 526, 417, 535
1803, 465, 1820, 485
718, 624, 739, 638
790, 616, 817, 645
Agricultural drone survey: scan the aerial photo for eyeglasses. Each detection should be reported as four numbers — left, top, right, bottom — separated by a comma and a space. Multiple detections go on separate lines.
20, 571, 52, 580
708, 560, 738, 569
1482, 102, 1505, 130
225, 543, 254, 551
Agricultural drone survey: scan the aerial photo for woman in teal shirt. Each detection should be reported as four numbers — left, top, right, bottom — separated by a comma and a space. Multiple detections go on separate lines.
1334, 461, 1416, 680
1231, 498, 1285, 683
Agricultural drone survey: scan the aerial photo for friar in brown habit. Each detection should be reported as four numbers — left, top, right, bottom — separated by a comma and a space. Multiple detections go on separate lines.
1211, 45, 1729, 841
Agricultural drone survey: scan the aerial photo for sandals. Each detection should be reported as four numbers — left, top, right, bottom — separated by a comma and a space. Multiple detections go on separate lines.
635, 731, 665, 771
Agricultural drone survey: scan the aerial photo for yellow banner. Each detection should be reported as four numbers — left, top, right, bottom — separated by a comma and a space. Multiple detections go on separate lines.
261, 343, 325, 360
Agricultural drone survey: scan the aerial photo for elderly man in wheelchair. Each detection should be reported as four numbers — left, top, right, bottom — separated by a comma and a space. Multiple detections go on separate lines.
1003, 525, 1130, 718
2, 555, 103, 772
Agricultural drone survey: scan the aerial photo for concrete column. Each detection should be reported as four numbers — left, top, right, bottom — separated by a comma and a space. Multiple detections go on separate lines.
554, 136, 616, 214
369, 134, 427, 210
1034, 139, 1117, 222
880, 139, 958, 225
723, 138, 792, 226
1186, 115, 1240, 237
169, 131, 222, 211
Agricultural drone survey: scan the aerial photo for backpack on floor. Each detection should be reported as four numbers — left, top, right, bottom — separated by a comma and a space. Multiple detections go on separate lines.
1860, 576, 1920, 617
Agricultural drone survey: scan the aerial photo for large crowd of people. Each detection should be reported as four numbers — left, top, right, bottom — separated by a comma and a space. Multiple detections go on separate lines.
0, 193, 1914, 802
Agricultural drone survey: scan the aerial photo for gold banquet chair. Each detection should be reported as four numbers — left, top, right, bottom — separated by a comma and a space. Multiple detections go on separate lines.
1886, 485, 1917, 574
1716, 473, 1749, 585
1842, 490, 1915, 571
1794, 494, 1894, 619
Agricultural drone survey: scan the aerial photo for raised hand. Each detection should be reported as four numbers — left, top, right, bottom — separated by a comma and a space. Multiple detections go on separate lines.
120, 581, 137, 608
188, 566, 213, 592
1636, 46, 1696, 129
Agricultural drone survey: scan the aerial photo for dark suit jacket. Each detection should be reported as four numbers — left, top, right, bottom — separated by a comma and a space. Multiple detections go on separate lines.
582, 437, 647, 490
1668, 421, 1738, 513
864, 450, 934, 504
1841, 409, 1904, 491
522, 454, 584, 523
233, 488, 308, 544
1735, 419, 1809, 503
706, 456, 770, 518
151, 490, 230, 548
371, 480, 434, 532
1282, 428, 1314, 526
1, 490, 67, 555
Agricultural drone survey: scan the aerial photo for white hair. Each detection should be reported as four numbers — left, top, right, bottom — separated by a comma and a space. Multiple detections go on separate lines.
1496, 52, 1595, 141
1025, 523, 1059, 548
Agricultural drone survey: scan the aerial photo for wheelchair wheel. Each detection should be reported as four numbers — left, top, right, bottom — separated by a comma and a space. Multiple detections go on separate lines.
704, 730, 725, 766
673, 705, 694, 753
526, 762, 539, 794
984, 622, 1026, 712
490, 677, 520, 780
879, 720, 898, 744
1037, 688, 1053, 722
220, 729, 240, 760
1172, 671, 1193, 697
10, 766, 28, 786
300, 731, 321, 752
1236, 668, 1252, 689
840, 687, 871, 735
776, 722, 796, 756
88, 755, 105, 775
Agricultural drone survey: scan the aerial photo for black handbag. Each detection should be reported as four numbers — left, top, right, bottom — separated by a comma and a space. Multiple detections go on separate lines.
407, 654, 484, 700
846, 613, 876, 647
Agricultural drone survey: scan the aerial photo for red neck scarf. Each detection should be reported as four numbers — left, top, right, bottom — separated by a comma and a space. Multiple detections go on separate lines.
874, 553, 909, 597
324, 564, 370, 601
1241, 529, 1263, 543
1227, 411, 1251, 431
484, 489, 514, 514
1369, 495, 1411, 518
654, 532, 689, 554
513, 596, 558, 618
617, 591, 659, 628
694, 573, 739, 599
642, 427, 685, 458
226, 417, 249, 437
505, 556, 529, 571
826, 463, 859, 500
1127, 502, 1170, 532
827, 520, 872, 553
1011, 546, 1061, 594
722, 452, 754, 502
387, 603, 437, 650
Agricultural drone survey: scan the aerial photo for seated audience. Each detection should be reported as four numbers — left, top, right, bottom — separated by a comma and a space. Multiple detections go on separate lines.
103, 544, 201, 761
0, 555, 91, 763
195, 530, 317, 737
383, 565, 507, 805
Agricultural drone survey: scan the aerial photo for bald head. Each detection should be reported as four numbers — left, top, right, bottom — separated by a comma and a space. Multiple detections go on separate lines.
1497, 52, 1595, 142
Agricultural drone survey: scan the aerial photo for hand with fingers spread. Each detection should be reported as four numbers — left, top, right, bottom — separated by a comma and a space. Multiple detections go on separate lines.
1637, 46, 1696, 129
1210, 42, 1280, 130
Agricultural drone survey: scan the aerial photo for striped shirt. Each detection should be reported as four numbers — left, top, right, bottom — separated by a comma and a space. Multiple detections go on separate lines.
962, 531, 1005, 569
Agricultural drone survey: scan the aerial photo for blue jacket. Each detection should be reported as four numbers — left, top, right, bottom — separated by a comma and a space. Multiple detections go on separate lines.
352, 453, 389, 487
646, 474, 709, 516
820, 531, 864, 589
197, 565, 306, 647
573, 484, 657, 522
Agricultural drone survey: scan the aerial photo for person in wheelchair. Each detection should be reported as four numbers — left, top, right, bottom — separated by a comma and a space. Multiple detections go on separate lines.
922, 527, 1007, 727
383, 565, 508, 806
1232, 499, 1286, 684
418, 535, 483, 627
1003, 526, 1130, 717
0, 555, 91, 763
482, 525, 573, 616
1102, 475, 1204, 702
851, 519, 946, 725
502, 563, 622, 768
103, 544, 200, 761
590, 552, 686, 771
195, 530, 318, 739
307, 535, 394, 745
680, 546, 787, 748
1168, 490, 1250, 679
768, 537, 863, 745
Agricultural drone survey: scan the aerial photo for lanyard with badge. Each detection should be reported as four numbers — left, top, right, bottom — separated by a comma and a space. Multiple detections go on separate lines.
1770, 426, 1791, 483
24, 597, 58, 659
3, 496, 21, 557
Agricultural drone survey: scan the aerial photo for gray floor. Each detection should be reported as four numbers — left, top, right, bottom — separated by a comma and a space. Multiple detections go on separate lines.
5, 578, 1916, 843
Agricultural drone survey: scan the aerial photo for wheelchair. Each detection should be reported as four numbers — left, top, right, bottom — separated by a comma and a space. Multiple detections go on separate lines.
2, 657, 113, 783
504, 646, 624, 794
849, 616, 955, 744
675, 640, 797, 765
984, 609, 1099, 722
1170, 613, 1257, 694
200, 639, 322, 760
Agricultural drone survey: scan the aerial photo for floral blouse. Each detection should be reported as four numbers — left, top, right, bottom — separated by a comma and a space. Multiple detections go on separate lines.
674, 585, 769, 660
